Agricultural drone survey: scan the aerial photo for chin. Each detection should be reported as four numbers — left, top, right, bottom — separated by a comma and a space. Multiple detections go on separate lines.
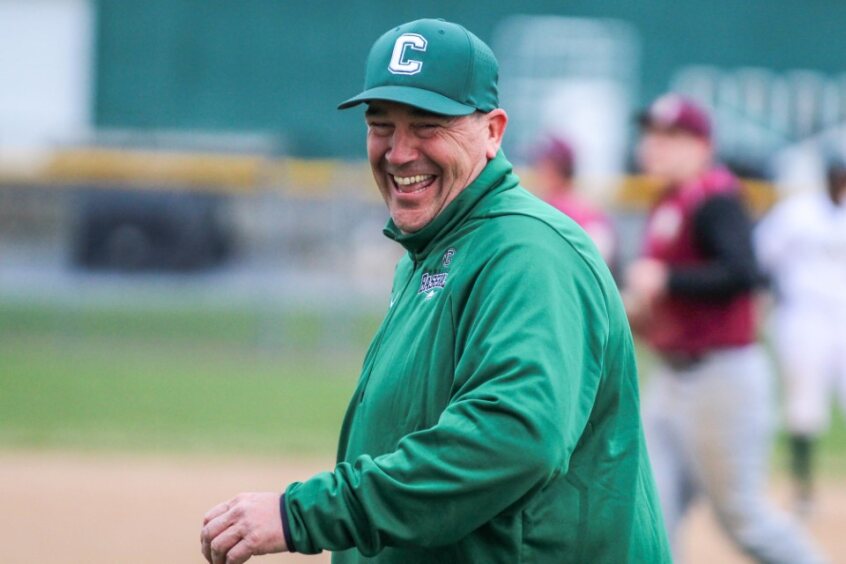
391, 211, 430, 234
394, 220, 424, 233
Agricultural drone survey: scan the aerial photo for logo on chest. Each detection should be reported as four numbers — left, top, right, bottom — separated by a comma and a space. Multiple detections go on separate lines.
416, 248, 457, 301
442, 247, 456, 267
418, 272, 448, 299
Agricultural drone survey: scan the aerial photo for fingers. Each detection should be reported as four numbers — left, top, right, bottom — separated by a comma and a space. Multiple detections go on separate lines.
204, 509, 236, 541
210, 526, 242, 564
202, 535, 211, 563
201, 500, 236, 562
625, 259, 667, 303
201, 492, 285, 563
201, 524, 220, 563
225, 538, 253, 564
201, 527, 213, 563
204, 500, 231, 525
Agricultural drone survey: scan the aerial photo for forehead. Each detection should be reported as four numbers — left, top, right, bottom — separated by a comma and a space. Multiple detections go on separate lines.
641, 126, 703, 144
365, 101, 453, 120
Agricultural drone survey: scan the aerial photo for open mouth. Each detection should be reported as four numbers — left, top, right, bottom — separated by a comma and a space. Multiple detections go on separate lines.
391, 174, 437, 195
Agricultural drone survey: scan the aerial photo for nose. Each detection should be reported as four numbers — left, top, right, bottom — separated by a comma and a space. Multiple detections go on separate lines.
386, 127, 418, 166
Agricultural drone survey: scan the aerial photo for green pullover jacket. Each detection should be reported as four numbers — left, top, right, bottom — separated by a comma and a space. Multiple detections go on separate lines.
283, 152, 670, 563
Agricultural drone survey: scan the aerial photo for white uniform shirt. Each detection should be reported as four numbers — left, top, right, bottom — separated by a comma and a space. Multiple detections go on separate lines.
755, 192, 846, 315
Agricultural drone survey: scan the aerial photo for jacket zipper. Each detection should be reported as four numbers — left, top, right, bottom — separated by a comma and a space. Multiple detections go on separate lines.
357, 257, 419, 402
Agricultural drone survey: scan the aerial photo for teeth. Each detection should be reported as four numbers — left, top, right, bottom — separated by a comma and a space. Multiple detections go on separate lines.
393, 174, 433, 186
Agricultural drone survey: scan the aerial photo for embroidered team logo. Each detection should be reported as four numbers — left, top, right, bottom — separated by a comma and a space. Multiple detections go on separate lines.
418, 272, 448, 295
388, 33, 427, 75
442, 248, 456, 267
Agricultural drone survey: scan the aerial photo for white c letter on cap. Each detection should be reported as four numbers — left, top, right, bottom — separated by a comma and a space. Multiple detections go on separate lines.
388, 33, 427, 75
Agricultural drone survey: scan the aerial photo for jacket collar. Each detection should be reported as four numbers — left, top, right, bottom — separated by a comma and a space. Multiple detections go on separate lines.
383, 151, 517, 258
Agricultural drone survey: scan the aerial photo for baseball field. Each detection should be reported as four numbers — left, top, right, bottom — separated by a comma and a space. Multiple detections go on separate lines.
2, 302, 845, 562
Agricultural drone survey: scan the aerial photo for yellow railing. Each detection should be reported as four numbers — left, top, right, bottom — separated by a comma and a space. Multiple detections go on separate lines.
0, 147, 781, 213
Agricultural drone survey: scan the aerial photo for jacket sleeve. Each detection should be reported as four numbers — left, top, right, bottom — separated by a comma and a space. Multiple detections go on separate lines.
667, 194, 762, 298
283, 226, 608, 555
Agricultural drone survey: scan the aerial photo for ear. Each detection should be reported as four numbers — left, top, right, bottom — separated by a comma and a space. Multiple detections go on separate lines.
483, 109, 508, 159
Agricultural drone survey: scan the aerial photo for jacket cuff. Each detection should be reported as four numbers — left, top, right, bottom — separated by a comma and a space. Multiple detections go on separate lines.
279, 493, 297, 553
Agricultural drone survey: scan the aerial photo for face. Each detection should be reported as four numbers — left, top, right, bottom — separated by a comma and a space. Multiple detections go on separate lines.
637, 128, 712, 184
536, 158, 572, 195
827, 170, 846, 206
365, 101, 507, 233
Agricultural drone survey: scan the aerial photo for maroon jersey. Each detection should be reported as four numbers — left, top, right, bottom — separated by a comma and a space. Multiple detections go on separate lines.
644, 167, 756, 355
546, 192, 616, 264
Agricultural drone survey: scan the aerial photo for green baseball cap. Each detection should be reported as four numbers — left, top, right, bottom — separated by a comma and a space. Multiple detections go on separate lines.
338, 18, 499, 116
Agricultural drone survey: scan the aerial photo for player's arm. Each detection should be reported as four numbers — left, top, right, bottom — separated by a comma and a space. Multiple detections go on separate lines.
282, 226, 605, 555
752, 201, 790, 277
667, 193, 761, 299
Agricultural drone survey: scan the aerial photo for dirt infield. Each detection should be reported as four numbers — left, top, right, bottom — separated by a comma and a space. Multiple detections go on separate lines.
1, 450, 844, 563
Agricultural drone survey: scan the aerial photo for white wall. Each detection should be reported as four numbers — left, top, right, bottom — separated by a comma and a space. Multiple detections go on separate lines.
0, 0, 93, 152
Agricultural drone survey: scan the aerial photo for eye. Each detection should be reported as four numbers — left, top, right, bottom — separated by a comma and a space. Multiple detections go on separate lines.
368, 122, 393, 135
414, 123, 440, 135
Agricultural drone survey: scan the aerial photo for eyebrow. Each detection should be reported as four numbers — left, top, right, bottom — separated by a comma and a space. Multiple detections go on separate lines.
409, 108, 450, 119
364, 106, 386, 117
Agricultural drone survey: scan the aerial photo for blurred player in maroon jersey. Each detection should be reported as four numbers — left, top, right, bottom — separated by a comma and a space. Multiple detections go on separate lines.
534, 136, 616, 266
625, 94, 825, 564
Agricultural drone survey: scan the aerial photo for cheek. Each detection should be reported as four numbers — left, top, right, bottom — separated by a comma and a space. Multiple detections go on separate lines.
686, 144, 707, 165
653, 146, 677, 170
446, 144, 481, 180
366, 137, 387, 165
538, 163, 558, 186
435, 129, 478, 169
638, 144, 659, 170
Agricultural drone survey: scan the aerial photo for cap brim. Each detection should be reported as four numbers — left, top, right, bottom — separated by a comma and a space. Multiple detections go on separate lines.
338, 85, 476, 116
636, 113, 709, 139
635, 112, 689, 134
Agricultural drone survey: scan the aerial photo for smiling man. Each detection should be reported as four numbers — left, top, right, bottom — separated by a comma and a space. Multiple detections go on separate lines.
363, 102, 500, 233
201, 19, 670, 564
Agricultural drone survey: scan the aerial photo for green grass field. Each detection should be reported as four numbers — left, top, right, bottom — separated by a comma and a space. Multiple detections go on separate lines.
0, 302, 378, 456
2, 301, 845, 475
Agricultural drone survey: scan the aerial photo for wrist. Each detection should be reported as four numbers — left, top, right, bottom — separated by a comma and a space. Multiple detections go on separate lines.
279, 493, 296, 553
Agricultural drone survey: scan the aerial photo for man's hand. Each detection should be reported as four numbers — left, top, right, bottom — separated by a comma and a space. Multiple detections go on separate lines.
625, 258, 669, 304
623, 258, 669, 334
201, 492, 288, 564
622, 289, 651, 335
